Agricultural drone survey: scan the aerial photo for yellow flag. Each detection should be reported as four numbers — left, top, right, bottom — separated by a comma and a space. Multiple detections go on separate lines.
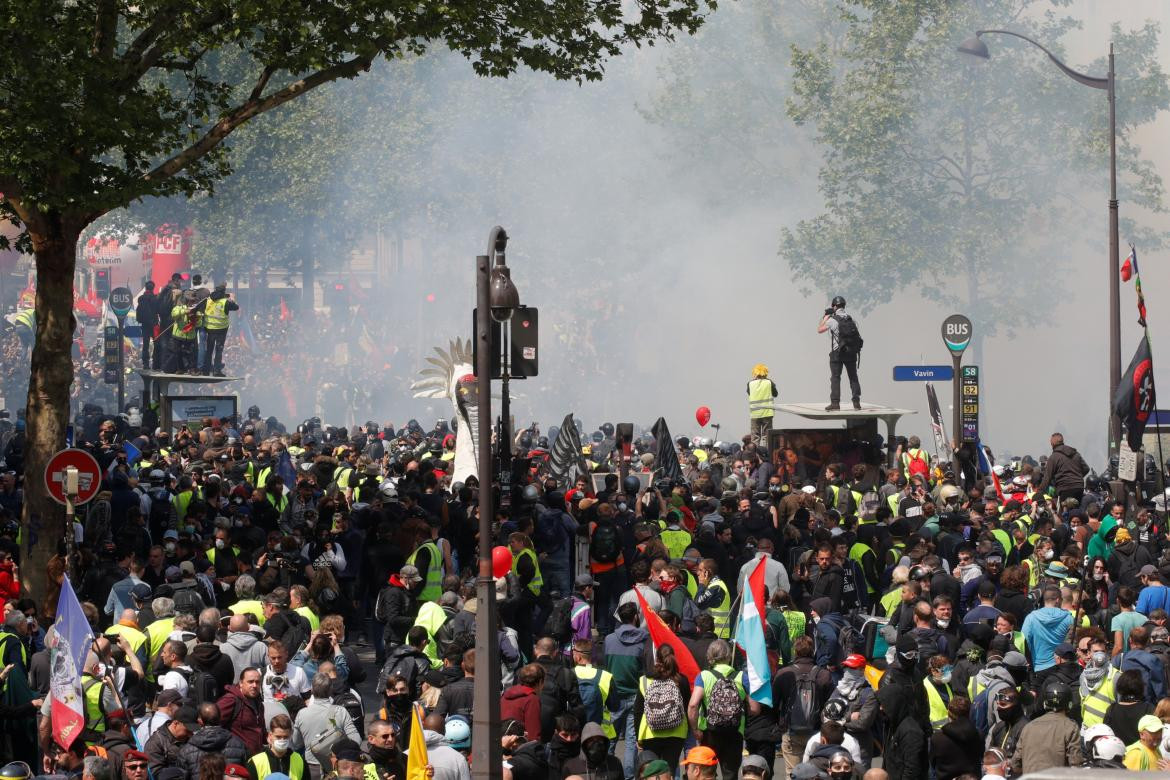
864, 664, 884, 690
407, 703, 429, 780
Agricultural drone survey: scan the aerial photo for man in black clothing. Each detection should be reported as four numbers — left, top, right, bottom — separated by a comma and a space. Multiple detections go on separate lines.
534, 636, 585, 743
1034, 433, 1089, 504
816, 295, 862, 411
434, 648, 475, 719
136, 281, 160, 369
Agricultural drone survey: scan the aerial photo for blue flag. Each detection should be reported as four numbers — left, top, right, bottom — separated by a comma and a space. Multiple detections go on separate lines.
276, 450, 297, 491
50, 575, 94, 748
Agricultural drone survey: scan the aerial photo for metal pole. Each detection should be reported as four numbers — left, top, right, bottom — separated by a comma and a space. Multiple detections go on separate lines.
952, 355, 962, 480
117, 316, 125, 413
501, 324, 511, 468
472, 254, 502, 780
1108, 45, 1122, 457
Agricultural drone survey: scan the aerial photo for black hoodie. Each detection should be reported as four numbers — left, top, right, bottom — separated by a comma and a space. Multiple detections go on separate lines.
876, 684, 927, 780
189, 642, 236, 692
930, 717, 983, 780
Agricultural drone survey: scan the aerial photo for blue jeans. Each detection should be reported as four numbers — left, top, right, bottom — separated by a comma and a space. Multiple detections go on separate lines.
542, 555, 571, 598
610, 694, 638, 779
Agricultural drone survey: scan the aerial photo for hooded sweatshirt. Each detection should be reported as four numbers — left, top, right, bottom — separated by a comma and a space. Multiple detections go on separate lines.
221, 630, 269, 681
603, 624, 648, 698
500, 685, 542, 743
1087, 515, 1118, 561
420, 730, 471, 780
562, 723, 624, 780
1021, 607, 1072, 672
877, 683, 927, 780
971, 661, 1016, 728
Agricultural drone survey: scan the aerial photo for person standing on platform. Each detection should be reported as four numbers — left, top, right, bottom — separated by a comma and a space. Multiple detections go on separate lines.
136, 281, 160, 370
817, 296, 863, 411
199, 283, 239, 376
746, 364, 778, 449
165, 290, 198, 375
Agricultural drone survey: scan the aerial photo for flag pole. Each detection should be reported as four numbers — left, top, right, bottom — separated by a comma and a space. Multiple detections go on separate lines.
1143, 325, 1167, 498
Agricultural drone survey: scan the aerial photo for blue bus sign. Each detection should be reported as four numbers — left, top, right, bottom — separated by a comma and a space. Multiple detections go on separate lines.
892, 365, 955, 382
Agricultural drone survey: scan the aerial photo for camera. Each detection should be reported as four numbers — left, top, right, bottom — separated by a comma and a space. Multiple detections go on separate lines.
824, 308, 835, 316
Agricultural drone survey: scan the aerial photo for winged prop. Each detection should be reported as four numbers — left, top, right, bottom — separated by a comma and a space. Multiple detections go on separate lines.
545, 413, 590, 488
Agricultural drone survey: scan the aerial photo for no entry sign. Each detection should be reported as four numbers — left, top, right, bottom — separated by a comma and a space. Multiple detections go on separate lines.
44, 448, 101, 505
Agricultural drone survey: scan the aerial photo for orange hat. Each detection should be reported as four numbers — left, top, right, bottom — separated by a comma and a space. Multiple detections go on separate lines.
681, 747, 718, 767
842, 653, 867, 669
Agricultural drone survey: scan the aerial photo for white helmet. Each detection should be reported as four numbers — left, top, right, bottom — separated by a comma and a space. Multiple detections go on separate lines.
379, 480, 399, 500
992, 464, 1005, 477
939, 485, 962, 503
1081, 723, 1116, 743
1089, 734, 1125, 762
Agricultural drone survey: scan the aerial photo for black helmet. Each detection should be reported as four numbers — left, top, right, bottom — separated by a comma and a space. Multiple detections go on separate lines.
831, 295, 846, 308
622, 475, 641, 495
1041, 678, 1071, 712
822, 698, 847, 723
537, 436, 549, 449
247, 405, 260, 418
521, 484, 541, 503
600, 422, 615, 437
908, 564, 930, 581
0, 762, 31, 780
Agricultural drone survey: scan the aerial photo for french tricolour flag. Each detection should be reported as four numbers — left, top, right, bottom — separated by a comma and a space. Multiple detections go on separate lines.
735, 557, 772, 706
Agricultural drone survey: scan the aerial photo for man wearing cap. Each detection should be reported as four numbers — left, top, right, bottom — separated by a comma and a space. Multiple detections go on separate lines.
144, 705, 197, 776
1137, 565, 1170, 615
121, 749, 150, 780
376, 564, 420, 649
637, 759, 672, 780
135, 689, 183, 746
738, 754, 769, 780
1124, 714, 1169, 770
90, 711, 136, 779
681, 746, 719, 780
834, 653, 878, 767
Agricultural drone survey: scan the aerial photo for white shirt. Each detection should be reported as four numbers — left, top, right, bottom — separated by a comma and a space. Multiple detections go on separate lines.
159, 666, 190, 696
802, 731, 863, 765
263, 663, 310, 699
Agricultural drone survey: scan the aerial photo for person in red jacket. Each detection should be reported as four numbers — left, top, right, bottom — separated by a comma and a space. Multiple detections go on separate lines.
500, 663, 545, 742
0, 551, 19, 605
218, 667, 268, 755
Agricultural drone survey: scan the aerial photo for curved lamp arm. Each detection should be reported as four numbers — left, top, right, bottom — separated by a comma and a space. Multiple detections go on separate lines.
975, 29, 1108, 90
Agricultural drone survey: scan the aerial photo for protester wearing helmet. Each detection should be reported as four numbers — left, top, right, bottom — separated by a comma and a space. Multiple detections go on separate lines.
1014, 678, 1082, 775
746, 364, 778, 449
817, 295, 862, 411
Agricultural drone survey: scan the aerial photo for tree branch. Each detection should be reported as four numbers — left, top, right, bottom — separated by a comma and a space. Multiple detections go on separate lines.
93, 0, 118, 59
142, 53, 377, 186
249, 66, 277, 102
120, 8, 181, 67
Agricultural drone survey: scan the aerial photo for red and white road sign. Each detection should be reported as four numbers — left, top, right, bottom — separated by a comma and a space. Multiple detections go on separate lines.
44, 448, 102, 506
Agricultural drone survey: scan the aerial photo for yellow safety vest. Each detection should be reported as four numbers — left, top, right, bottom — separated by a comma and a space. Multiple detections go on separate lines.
203, 297, 229, 330
146, 617, 175, 669
250, 750, 305, 780
637, 676, 688, 740
684, 570, 698, 599
706, 577, 731, 639
1081, 668, 1119, 727
990, 529, 1012, 559
511, 547, 543, 597
699, 663, 745, 732
575, 665, 615, 738
748, 378, 774, 419
408, 541, 444, 602
170, 305, 196, 339
849, 542, 877, 595
230, 599, 266, 626
207, 545, 241, 565
104, 623, 147, 657
12, 308, 34, 331
880, 587, 902, 618
295, 606, 320, 631
82, 676, 106, 739
660, 528, 691, 561
923, 679, 952, 730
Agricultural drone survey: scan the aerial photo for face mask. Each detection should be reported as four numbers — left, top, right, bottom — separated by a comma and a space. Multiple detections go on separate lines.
584, 742, 608, 765
165, 543, 176, 553
368, 746, 394, 762
830, 772, 852, 780
93, 663, 107, 678
232, 518, 244, 528
1094, 572, 1105, 581
215, 539, 225, 549
812, 615, 821, 625
617, 503, 627, 512
1042, 549, 1054, 561
272, 738, 290, 755
936, 618, 949, 629
1091, 650, 1108, 668
935, 666, 953, 685
233, 497, 243, 505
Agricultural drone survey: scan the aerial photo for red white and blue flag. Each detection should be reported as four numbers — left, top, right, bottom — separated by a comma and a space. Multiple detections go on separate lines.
735, 557, 772, 706
1122, 245, 1148, 327
50, 575, 93, 748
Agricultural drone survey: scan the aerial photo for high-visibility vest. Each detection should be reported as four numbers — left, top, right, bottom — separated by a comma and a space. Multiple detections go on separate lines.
250, 750, 305, 780
879, 587, 902, 618
903, 449, 930, 478
203, 297, 230, 330
637, 676, 688, 740
683, 570, 698, 599
706, 577, 731, 639
923, 679, 952, 730
82, 676, 107, 739
146, 617, 175, 670
267, 491, 288, 514
748, 378, 774, 419
170, 305, 196, 339
0, 631, 29, 673
362, 765, 381, 780
295, 606, 320, 631
173, 490, 196, 521
104, 623, 147, 659
230, 599, 266, 626
829, 485, 863, 513
409, 541, 444, 602
990, 529, 1012, 559
207, 545, 241, 565
1022, 558, 1041, 590
1081, 668, 1119, 727
849, 542, 877, 595
887, 494, 900, 514
511, 547, 543, 597
11, 308, 34, 331
698, 663, 744, 732
660, 528, 691, 561
575, 665, 615, 738
783, 609, 806, 646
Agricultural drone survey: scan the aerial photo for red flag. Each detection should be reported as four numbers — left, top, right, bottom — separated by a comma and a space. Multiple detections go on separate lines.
279, 297, 290, 321
634, 587, 700, 682
1121, 248, 1135, 282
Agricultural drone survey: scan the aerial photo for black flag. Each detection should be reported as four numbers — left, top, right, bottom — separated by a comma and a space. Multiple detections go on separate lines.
546, 413, 589, 488
1113, 337, 1156, 452
651, 417, 684, 483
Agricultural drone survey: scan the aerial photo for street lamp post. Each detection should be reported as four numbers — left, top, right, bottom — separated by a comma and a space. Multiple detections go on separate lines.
472, 226, 519, 780
958, 30, 1120, 455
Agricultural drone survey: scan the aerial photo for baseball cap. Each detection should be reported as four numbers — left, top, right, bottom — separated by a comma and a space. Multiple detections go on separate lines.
130, 583, 153, 601
575, 573, 599, 588
224, 766, 251, 779
640, 760, 671, 778
399, 565, 422, 584
172, 706, 199, 729
1139, 714, 1165, 733
841, 653, 867, 669
164, 566, 182, 582
801, 485, 817, 495
1054, 642, 1076, 660
163, 529, 179, 540
1003, 650, 1028, 669
178, 560, 195, 576
681, 747, 718, 767
156, 689, 183, 706
1141, 564, 1159, 577
740, 755, 769, 777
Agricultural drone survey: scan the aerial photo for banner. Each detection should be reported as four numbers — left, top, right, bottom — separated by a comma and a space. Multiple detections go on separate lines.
1114, 336, 1155, 452
50, 575, 93, 748
546, 413, 589, 489
635, 587, 700, 682
651, 417, 683, 483
925, 383, 951, 461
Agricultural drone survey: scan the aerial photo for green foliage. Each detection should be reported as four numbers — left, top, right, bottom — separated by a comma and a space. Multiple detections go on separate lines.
782, 0, 1169, 338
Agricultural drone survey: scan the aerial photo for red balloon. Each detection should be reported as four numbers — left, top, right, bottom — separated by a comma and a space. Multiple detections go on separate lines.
696, 406, 711, 427
492, 546, 513, 579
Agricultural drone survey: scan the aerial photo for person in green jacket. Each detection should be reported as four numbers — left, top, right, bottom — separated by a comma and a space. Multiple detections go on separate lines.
1087, 511, 1119, 563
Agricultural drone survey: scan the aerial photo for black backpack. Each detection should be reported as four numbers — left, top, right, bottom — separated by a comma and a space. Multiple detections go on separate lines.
834, 314, 864, 353
544, 597, 576, 643
184, 668, 221, 707
590, 521, 621, 564
786, 664, 824, 735
280, 610, 312, 656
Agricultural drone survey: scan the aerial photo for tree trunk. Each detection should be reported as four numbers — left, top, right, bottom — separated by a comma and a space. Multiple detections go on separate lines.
21, 211, 84, 610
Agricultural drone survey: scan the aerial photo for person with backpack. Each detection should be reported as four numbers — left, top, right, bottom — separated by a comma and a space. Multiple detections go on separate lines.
772, 635, 834, 776
157, 639, 195, 698
377, 626, 432, 699
571, 640, 616, 740
634, 645, 692, 777
178, 701, 250, 779
545, 575, 595, 654
687, 639, 750, 780
533, 636, 586, 742
217, 667, 267, 756
809, 598, 850, 670
604, 603, 648, 780
899, 436, 931, 483
816, 295, 862, 411
588, 504, 627, 636
534, 490, 577, 598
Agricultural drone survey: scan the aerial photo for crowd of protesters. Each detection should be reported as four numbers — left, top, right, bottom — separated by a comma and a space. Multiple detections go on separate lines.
1, 406, 1170, 780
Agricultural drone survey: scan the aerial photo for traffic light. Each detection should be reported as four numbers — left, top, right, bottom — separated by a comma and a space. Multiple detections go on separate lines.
95, 269, 110, 298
